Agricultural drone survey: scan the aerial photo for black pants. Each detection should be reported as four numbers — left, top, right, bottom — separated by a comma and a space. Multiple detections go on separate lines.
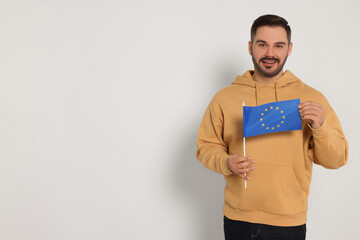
224, 216, 306, 240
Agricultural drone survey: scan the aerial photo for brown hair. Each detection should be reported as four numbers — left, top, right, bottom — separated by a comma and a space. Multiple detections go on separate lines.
251, 14, 291, 43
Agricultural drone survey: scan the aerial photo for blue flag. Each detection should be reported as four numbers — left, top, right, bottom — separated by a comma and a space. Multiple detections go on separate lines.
243, 99, 302, 138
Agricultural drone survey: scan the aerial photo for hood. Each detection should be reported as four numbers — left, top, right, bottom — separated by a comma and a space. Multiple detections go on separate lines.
231, 70, 301, 105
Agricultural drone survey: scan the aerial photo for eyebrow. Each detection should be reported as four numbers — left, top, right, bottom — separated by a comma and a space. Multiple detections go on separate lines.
255, 40, 287, 45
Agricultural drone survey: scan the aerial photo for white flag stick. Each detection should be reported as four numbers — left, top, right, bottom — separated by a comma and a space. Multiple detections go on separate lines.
243, 101, 247, 189
243, 136, 247, 189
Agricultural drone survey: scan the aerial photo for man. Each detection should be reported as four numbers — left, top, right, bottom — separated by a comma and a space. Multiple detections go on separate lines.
196, 14, 348, 240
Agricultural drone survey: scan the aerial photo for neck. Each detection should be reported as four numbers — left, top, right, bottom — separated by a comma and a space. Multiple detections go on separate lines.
252, 69, 284, 84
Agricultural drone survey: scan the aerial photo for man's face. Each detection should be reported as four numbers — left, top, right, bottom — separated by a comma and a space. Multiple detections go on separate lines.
249, 26, 292, 78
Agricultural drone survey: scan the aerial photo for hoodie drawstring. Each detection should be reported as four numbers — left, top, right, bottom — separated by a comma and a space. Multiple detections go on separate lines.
255, 82, 278, 105
255, 82, 258, 106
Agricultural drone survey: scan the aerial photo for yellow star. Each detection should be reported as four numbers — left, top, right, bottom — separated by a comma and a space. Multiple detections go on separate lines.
270, 106, 273, 109
281, 121, 284, 123
281, 110, 283, 113
260, 118, 263, 121
282, 116, 285, 119
262, 124, 265, 127
261, 113, 264, 116
277, 125, 280, 127
272, 127, 275, 129
266, 127, 269, 130
265, 109, 268, 111
276, 107, 279, 110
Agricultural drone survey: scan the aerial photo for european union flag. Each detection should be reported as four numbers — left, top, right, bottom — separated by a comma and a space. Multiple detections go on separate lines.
243, 99, 302, 137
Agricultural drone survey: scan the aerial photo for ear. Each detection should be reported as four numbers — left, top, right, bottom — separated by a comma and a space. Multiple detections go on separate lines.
248, 41, 252, 55
287, 42, 293, 56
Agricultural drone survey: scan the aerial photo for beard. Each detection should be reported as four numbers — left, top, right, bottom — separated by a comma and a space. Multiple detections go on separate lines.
251, 54, 288, 78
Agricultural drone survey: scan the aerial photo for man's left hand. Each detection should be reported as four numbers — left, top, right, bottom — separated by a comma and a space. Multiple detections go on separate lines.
298, 101, 324, 129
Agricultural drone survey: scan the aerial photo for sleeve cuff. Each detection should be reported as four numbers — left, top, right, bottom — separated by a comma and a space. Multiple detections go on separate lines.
221, 155, 233, 176
308, 121, 328, 137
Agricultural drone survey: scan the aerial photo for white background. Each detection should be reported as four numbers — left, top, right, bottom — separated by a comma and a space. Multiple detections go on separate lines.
0, 0, 359, 239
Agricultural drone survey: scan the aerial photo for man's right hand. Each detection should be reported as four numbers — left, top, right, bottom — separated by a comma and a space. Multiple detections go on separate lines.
227, 154, 256, 180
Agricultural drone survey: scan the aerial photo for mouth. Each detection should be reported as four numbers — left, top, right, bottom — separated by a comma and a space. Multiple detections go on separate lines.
260, 58, 279, 68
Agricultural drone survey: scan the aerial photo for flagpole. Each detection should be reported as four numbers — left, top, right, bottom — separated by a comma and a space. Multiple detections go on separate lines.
243, 101, 247, 189
243, 136, 247, 189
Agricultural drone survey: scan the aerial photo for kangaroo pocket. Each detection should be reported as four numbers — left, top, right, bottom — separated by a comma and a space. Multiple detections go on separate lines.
225, 163, 307, 215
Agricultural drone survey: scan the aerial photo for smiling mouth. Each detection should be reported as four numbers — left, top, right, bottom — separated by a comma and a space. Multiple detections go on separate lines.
260, 58, 279, 68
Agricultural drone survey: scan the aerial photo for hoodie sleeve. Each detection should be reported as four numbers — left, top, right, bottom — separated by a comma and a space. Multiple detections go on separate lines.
196, 98, 232, 176
307, 99, 348, 169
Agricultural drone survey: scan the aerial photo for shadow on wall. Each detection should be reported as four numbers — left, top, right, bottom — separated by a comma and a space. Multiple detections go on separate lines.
173, 126, 225, 240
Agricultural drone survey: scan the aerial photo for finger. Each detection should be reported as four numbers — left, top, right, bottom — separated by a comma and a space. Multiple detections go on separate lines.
301, 114, 322, 124
300, 108, 323, 118
298, 103, 322, 111
301, 114, 316, 120
300, 107, 322, 116
238, 173, 251, 180
300, 101, 321, 105
237, 166, 256, 174
299, 102, 322, 108
300, 108, 323, 120
299, 109, 321, 117
301, 112, 317, 119
301, 115, 324, 128
298, 101, 322, 108
232, 156, 252, 165
299, 103, 323, 111
239, 159, 255, 168
301, 114, 321, 122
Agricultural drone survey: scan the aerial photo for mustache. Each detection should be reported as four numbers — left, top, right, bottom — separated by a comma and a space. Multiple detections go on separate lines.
260, 57, 280, 63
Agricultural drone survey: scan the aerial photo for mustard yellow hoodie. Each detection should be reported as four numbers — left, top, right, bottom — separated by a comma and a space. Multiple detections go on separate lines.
196, 70, 348, 226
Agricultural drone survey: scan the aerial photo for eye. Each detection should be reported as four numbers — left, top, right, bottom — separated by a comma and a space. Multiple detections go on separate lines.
275, 45, 284, 48
259, 43, 266, 47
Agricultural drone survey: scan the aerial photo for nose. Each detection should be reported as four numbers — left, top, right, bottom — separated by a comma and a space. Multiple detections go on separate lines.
265, 46, 274, 56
